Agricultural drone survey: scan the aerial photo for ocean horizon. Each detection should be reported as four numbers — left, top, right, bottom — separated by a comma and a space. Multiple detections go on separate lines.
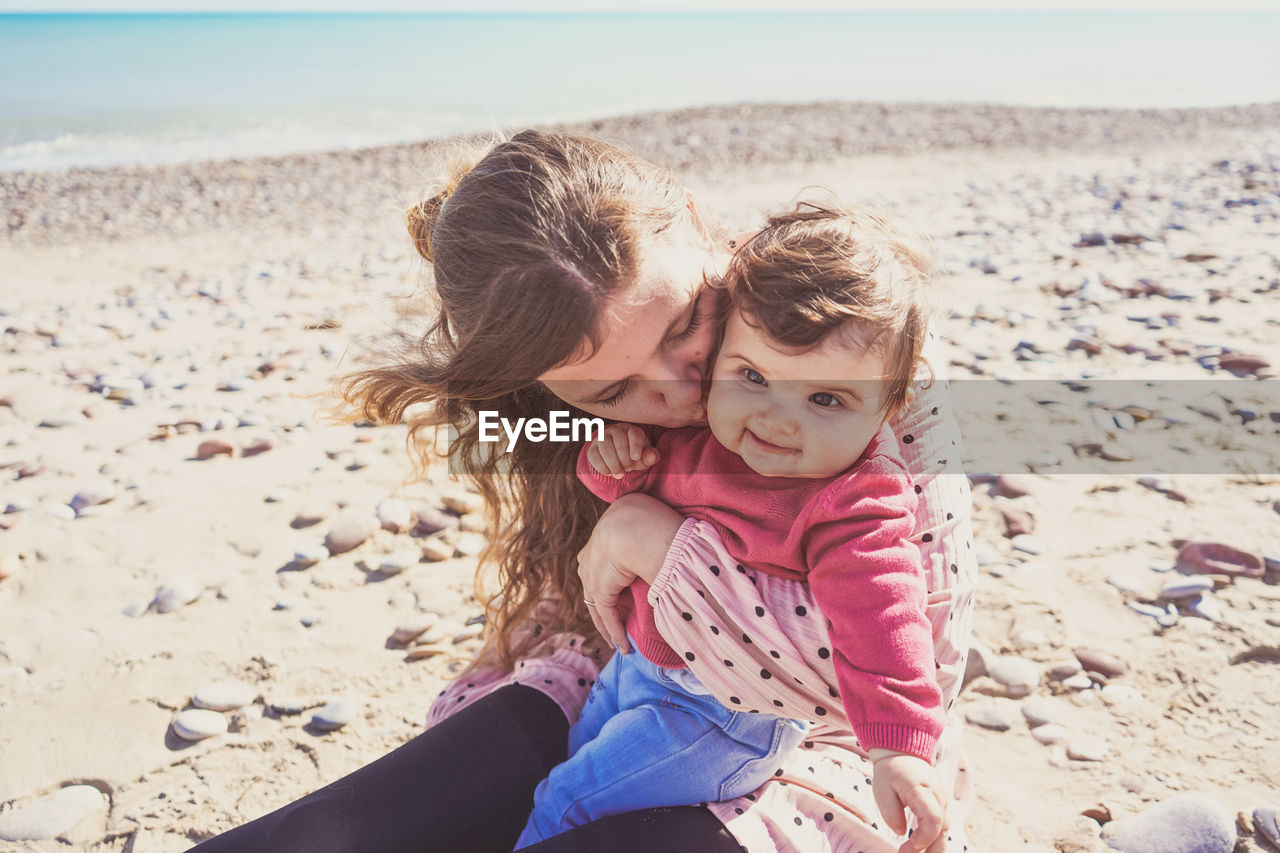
3, 10, 1279, 173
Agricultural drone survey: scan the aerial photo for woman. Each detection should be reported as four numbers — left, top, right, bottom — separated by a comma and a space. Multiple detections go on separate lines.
190, 129, 975, 853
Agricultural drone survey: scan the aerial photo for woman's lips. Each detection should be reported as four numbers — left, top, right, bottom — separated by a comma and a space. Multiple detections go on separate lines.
745, 429, 796, 454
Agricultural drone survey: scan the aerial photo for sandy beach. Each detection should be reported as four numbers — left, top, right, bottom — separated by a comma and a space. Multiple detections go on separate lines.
2, 101, 1279, 852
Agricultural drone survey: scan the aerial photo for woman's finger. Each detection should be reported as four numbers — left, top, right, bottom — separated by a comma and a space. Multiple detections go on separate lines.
595, 591, 630, 653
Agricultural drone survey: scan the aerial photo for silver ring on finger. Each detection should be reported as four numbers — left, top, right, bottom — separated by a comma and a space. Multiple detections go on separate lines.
584, 599, 597, 607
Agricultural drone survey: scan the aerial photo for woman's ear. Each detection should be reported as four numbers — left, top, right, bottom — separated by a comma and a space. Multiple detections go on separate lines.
684, 189, 714, 249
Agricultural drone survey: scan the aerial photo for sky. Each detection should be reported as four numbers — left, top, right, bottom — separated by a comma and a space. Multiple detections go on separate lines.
2, 0, 1277, 11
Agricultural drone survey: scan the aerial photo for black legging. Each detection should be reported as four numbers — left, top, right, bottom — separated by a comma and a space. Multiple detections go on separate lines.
187, 685, 743, 852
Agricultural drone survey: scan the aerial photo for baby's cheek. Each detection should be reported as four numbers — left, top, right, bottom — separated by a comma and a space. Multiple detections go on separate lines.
705, 383, 740, 447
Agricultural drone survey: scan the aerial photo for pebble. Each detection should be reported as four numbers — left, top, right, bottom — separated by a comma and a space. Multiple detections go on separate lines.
1100, 684, 1144, 706
153, 582, 200, 613
453, 622, 485, 644
121, 601, 150, 618
988, 656, 1040, 697
391, 613, 439, 645
241, 436, 274, 457
1010, 534, 1044, 555
1012, 629, 1046, 650
1253, 807, 1279, 849
1148, 558, 1175, 572
1021, 696, 1061, 727
1118, 773, 1144, 794
441, 491, 485, 515
413, 505, 460, 535
172, 708, 228, 741
1176, 541, 1263, 578
1101, 794, 1236, 853
291, 505, 327, 527
1062, 674, 1094, 691
1032, 723, 1068, 745
311, 698, 358, 731
269, 697, 310, 715
1107, 575, 1148, 596
1066, 734, 1109, 761
1073, 647, 1129, 679
1127, 601, 1167, 620
192, 680, 257, 711
421, 537, 455, 562
0, 785, 106, 842
292, 545, 329, 566
69, 480, 116, 512
995, 474, 1037, 498
1187, 592, 1222, 622
39, 409, 86, 428
1048, 660, 1083, 679
41, 501, 77, 520
323, 516, 380, 555
195, 439, 235, 460
454, 532, 487, 557
1158, 576, 1214, 600
965, 705, 1013, 731
376, 497, 413, 533
1001, 506, 1036, 537
378, 550, 420, 575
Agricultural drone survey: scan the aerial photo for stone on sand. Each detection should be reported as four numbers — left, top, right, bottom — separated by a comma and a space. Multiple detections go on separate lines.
172, 708, 228, 741
312, 698, 358, 731
988, 656, 1040, 697
193, 680, 257, 711
323, 515, 380, 555
1101, 794, 1235, 853
0, 785, 106, 842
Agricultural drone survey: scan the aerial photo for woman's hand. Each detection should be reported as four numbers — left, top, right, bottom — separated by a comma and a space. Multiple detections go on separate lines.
576, 493, 685, 653
868, 750, 949, 853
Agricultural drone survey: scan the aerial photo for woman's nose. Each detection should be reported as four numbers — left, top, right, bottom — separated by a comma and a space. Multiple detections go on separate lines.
651, 354, 705, 411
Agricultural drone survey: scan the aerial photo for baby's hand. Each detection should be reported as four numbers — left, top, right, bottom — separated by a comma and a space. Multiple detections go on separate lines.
587, 423, 659, 478
869, 751, 949, 853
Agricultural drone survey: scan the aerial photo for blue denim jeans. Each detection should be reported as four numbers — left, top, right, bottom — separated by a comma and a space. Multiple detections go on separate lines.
515, 639, 809, 848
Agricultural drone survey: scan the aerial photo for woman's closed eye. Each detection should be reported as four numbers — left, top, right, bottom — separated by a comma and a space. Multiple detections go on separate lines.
668, 293, 707, 344
594, 380, 630, 407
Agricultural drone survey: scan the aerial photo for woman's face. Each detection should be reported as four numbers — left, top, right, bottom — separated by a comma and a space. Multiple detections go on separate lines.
540, 240, 720, 427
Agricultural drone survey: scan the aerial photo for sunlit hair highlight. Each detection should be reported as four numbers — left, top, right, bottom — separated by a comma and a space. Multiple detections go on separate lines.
331, 129, 694, 671
721, 198, 935, 416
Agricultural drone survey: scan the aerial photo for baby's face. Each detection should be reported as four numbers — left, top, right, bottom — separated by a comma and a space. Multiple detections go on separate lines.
707, 309, 891, 479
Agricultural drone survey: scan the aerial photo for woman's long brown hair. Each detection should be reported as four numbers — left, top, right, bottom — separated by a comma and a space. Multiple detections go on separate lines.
333, 129, 693, 671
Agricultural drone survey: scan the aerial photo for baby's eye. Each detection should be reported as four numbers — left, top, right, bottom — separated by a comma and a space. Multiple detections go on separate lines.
742, 368, 766, 386
810, 392, 840, 408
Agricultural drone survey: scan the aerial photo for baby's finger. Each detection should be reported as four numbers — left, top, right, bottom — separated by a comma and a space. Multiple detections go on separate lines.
897, 790, 944, 853
625, 426, 648, 462
873, 785, 907, 838
595, 440, 625, 477
639, 446, 660, 468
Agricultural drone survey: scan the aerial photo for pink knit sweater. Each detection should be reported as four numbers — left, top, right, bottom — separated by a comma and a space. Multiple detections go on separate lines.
576, 424, 945, 760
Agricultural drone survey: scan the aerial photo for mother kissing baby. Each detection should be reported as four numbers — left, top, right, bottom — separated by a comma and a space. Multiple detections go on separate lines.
190, 129, 977, 853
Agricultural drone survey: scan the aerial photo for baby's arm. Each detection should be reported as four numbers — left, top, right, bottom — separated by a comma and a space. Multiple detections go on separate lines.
807, 457, 948, 852
576, 423, 660, 502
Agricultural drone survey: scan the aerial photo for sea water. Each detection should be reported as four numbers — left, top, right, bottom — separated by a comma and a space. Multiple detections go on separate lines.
1, 11, 1278, 172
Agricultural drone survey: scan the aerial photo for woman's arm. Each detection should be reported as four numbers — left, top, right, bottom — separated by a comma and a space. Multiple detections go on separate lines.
575, 492, 685, 652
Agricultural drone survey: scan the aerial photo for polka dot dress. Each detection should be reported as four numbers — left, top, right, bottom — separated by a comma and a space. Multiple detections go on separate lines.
427, 338, 977, 852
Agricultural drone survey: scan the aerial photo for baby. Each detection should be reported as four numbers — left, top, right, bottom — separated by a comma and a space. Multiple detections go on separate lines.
516, 200, 948, 853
